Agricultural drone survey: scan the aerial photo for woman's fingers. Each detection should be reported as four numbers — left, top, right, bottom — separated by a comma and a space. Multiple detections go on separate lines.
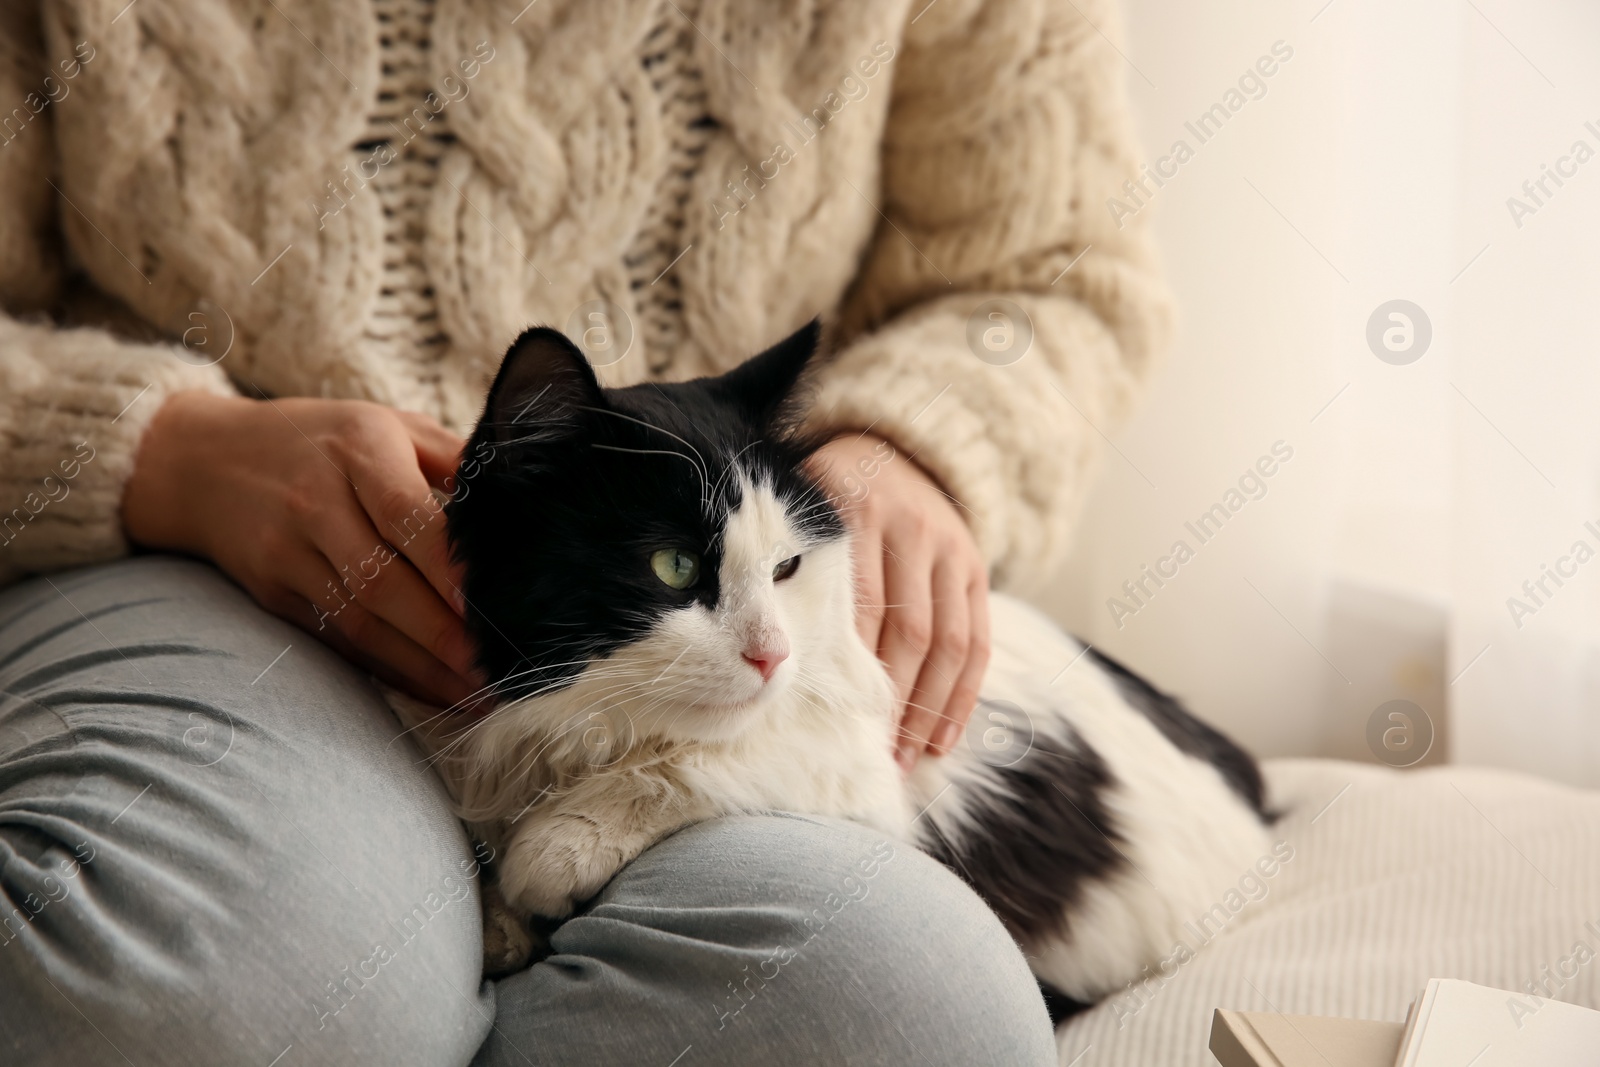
807, 432, 993, 771
931, 573, 991, 755
271, 554, 479, 709
877, 532, 938, 771
397, 410, 466, 490
321, 407, 483, 706
342, 425, 468, 617
909, 557, 973, 758
850, 526, 888, 652
303, 499, 482, 687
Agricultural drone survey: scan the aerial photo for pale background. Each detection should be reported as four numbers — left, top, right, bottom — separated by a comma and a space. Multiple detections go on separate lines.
1034, 0, 1600, 786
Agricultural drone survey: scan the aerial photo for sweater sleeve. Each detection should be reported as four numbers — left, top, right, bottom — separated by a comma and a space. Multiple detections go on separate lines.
0, 11, 233, 585
807, 0, 1172, 590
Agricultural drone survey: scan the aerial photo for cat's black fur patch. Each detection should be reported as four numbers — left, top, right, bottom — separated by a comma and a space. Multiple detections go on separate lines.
1039, 982, 1093, 1026
1084, 646, 1268, 820
447, 320, 842, 699
919, 728, 1123, 943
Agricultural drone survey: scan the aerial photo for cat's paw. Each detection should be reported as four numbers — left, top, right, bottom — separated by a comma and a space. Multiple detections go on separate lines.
480, 882, 537, 978
498, 814, 637, 919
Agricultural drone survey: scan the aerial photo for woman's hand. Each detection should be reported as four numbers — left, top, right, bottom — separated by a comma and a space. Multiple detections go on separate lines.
122, 390, 484, 709
809, 433, 991, 772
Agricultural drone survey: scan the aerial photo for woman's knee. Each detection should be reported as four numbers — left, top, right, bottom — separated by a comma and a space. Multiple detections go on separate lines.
488, 813, 1056, 1066
658, 814, 1058, 1065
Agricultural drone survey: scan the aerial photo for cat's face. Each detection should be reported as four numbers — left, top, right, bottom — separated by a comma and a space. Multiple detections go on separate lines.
448, 322, 861, 747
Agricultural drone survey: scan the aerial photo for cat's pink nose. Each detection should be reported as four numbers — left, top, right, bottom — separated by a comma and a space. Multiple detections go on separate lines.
742, 648, 787, 682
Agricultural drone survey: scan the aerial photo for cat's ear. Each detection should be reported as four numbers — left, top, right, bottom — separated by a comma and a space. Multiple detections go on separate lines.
710, 318, 822, 429
481, 326, 604, 443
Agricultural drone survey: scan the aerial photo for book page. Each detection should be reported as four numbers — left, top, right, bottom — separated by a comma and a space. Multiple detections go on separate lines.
1393, 979, 1600, 1067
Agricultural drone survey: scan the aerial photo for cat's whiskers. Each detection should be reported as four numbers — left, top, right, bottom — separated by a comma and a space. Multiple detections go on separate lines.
591, 444, 708, 509
444, 665, 650, 739
483, 670, 682, 774
581, 405, 712, 510
781, 496, 843, 524
420, 666, 653, 766
399, 655, 629, 752
469, 656, 662, 712
493, 426, 573, 449
708, 441, 763, 507
504, 648, 751, 774
474, 385, 559, 447
791, 660, 894, 713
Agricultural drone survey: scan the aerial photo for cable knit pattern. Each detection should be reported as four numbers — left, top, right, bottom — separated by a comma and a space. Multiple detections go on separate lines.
622, 1, 717, 372
1, 0, 1170, 591
357, 0, 454, 404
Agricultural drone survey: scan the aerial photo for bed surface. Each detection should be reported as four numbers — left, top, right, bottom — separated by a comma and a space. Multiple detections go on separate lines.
1054, 758, 1600, 1065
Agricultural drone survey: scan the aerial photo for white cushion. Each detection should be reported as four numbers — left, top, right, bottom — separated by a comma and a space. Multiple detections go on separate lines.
1054, 758, 1600, 1065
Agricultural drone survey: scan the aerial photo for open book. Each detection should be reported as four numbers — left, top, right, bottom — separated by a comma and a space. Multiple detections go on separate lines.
1210, 978, 1600, 1067
1393, 978, 1600, 1067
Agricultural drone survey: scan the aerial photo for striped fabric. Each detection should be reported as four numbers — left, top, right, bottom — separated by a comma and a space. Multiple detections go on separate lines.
1055, 759, 1600, 1065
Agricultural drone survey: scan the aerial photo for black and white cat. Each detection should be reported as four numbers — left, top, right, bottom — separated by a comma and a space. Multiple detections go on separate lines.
427, 321, 1271, 1005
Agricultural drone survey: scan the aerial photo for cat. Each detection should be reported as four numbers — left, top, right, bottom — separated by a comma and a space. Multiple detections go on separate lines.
420, 320, 1273, 1005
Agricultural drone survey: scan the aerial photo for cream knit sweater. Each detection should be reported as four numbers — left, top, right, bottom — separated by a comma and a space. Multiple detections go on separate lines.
0, 0, 1170, 592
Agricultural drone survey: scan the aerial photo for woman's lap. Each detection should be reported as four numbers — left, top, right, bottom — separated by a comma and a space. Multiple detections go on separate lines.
0, 556, 492, 1065
0, 557, 1054, 1066
482, 812, 1055, 1066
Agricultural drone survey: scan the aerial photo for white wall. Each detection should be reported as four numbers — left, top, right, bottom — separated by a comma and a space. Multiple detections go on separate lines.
1450, 1, 1600, 785
1035, 0, 1600, 785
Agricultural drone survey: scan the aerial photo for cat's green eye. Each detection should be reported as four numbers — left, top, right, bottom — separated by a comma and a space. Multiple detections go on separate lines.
772, 555, 801, 582
651, 548, 701, 590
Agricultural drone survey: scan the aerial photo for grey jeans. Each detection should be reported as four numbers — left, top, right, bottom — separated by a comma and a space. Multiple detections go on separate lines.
0, 557, 1055, 1066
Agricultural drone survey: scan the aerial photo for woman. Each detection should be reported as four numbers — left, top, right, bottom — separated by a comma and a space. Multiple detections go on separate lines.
0, 0, 1168, 1063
